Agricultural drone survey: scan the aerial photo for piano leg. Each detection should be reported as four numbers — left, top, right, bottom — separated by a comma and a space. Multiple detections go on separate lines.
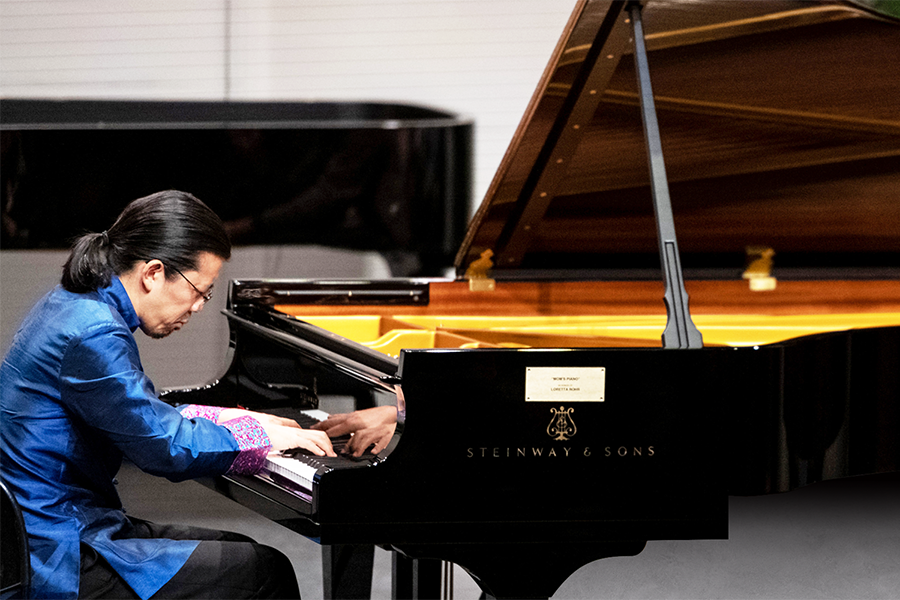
391, 552, 442, 600
322, 544, 375, 599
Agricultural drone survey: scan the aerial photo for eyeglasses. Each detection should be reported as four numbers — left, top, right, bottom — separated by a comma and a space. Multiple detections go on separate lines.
167, 264, 213, 304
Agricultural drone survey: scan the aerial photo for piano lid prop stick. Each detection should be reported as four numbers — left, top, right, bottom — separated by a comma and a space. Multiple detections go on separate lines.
628, 1, 704, 350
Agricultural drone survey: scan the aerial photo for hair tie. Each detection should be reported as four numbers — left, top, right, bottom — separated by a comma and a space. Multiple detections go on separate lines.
101, 230, 110, 245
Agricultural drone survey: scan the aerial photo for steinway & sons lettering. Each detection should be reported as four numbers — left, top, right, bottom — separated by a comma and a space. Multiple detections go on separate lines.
465, 446, 655, 458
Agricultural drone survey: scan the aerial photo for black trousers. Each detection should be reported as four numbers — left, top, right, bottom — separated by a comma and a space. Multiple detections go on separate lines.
79, 518, 301, 599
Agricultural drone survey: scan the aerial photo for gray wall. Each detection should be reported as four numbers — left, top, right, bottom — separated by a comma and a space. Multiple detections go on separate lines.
0, 245, 391, 390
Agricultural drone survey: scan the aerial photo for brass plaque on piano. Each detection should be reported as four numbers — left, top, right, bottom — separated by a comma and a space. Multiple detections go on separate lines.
524, 367, 605, 402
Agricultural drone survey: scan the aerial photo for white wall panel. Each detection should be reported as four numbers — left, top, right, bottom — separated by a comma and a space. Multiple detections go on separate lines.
0, 1, 227, 98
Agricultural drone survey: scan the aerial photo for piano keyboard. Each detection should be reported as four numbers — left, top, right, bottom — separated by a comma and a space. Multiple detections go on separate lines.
260, 408, 381, 498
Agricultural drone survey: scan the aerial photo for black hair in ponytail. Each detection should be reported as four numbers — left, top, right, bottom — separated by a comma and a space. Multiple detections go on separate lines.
61, 190, 231, 293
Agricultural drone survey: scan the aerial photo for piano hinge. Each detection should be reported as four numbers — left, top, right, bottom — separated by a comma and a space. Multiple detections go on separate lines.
465, 249, 496, 292
743, 246, 777, 291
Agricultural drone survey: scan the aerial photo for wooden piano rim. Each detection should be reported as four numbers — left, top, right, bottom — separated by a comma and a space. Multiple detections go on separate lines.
273, 279, 900, 317
271, 279, 900, 353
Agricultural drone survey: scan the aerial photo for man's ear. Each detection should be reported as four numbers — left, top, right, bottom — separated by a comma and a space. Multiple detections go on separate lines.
140, 259, 166, 293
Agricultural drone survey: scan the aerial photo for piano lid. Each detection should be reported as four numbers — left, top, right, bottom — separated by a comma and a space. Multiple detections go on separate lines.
455, 0, 900, 281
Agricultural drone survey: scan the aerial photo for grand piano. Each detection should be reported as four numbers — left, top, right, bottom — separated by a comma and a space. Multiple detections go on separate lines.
0, 99, 472, 277
163, 0, 900, 598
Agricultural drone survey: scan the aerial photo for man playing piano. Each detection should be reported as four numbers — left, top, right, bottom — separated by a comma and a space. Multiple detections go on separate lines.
0, 190, 334, 599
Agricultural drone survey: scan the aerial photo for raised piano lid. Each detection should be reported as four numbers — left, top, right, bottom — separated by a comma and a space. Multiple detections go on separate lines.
455, 0, 900, 282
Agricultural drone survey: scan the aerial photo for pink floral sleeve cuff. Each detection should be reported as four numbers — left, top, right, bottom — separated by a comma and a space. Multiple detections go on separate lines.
219, 416, 272, 474
179, 404, 226, 423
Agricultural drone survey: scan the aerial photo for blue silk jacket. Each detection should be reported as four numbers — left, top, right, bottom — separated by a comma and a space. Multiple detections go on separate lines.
0, 278, 268, 599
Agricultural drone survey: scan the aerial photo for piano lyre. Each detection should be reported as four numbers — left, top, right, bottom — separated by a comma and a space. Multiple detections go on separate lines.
163, 0, 900, 598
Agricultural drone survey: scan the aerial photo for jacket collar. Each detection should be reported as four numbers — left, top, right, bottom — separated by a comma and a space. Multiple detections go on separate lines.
98, 276, 141, 332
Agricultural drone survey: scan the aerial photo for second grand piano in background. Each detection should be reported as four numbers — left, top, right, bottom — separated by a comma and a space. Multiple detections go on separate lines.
164, 0, 900, 598
0, 100, 473, 277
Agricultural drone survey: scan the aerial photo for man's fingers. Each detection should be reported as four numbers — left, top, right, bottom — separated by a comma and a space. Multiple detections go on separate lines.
302, 430, 336, 457
270, 426, 337, 457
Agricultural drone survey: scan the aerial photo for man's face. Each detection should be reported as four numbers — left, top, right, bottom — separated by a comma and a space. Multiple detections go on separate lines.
139, 252, 224, 339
